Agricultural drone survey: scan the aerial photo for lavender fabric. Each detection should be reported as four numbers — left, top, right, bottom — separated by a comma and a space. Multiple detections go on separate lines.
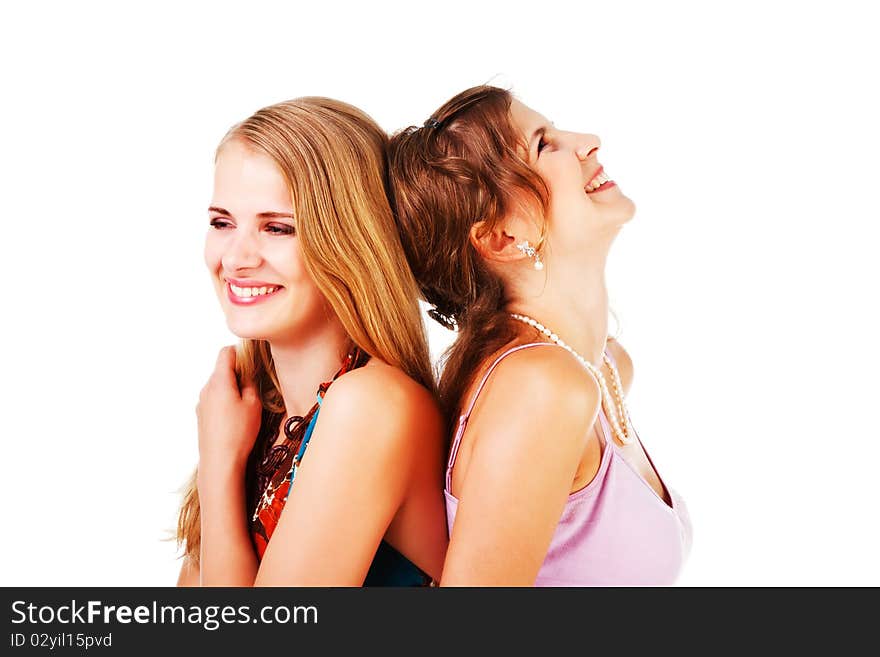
444, 342, 692, 586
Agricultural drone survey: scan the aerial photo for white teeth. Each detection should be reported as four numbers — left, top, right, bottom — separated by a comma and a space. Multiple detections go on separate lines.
229, 283, 278, 298
585, 171, 610, 192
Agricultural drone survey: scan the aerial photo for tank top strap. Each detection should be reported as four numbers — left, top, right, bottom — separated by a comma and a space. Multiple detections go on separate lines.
445, 342, 570, 491
603, 340, 617, 367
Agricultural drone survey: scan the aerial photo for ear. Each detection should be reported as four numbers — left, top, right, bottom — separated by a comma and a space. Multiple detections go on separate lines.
469, 214, 538, 265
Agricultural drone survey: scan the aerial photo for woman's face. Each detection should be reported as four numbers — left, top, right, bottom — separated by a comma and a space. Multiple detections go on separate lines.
509, 99, 635, 258
204, 139, 328, 344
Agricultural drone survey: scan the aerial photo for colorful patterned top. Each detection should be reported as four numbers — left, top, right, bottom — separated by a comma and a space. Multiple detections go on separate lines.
247, 346, 430, 586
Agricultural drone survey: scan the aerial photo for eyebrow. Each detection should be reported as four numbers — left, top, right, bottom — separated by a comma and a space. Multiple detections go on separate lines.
208, 206, 295, 219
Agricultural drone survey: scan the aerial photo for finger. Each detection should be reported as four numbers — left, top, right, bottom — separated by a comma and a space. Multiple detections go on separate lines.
213, 345, 239, 388
241, 383, 260, 407
214, 345, 235, 367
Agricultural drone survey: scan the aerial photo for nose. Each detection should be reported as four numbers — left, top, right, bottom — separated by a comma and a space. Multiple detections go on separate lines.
221, 228, 262, 273
576, 134, 601, 161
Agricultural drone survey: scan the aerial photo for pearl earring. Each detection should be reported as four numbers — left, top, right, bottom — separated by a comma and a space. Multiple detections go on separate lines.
516, 240, 544, 271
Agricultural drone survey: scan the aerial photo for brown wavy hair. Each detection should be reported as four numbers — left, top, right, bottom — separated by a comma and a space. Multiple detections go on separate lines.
387, 85, 549, 426
176, 97, 436, 564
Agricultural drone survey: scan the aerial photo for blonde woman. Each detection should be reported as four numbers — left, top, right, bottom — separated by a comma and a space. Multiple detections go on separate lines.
176, 98, 448, 586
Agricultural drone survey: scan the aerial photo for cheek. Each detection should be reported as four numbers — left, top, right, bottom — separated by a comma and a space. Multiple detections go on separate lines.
541, 162, 584, 204
292, 263, 325, 306
270, 241, 308, 282
268, 244, 328, 310
546, 182, 589, 223
203, 234, 222, 273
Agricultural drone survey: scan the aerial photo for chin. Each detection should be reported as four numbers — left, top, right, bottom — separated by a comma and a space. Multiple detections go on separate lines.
224, 319, 274, 342
605, 193, 636, 225
619, 197, 636, 223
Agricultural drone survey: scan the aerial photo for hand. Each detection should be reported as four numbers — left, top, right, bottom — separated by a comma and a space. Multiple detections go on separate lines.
197, 346, 263, 471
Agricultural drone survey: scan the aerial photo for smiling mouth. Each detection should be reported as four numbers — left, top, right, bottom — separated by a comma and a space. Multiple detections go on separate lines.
584, 167, 616, 194
226, 282, 283, 305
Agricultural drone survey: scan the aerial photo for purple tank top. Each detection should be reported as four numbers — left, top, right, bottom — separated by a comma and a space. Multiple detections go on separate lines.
444, 342, 693, 586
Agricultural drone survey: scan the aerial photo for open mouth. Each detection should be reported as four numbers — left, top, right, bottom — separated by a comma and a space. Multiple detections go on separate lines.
584, 167, 616, 194
226, 280, 283, 305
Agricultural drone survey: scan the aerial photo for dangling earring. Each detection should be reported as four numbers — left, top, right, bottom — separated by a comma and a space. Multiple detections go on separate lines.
516, 240, 544, 271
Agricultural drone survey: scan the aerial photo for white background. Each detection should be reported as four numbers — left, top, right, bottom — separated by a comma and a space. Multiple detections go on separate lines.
1, 0, 877, 586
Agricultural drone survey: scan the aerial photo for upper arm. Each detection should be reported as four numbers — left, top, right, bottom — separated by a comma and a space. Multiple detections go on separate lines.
606, 338, 634, 396
441, 347, 601, 586
254, 365, 438, 586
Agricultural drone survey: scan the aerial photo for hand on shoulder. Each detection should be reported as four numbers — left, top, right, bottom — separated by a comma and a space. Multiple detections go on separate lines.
197, 345, 262, 470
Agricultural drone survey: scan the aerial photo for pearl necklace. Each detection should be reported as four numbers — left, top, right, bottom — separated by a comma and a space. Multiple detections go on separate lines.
510, 313, 632, 446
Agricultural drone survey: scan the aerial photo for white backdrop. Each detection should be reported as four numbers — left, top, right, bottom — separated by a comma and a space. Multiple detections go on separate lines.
1, 0, 877, 586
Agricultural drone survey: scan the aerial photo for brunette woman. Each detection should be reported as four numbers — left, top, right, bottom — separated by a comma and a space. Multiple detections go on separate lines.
387, 86, 692, 585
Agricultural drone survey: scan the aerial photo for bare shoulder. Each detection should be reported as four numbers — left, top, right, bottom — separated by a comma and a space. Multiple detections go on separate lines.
490, 342, 599, 395
318, 358, 442, 454
470, 343, 601, 452
450, 343, 602, 503
329, 358, 439, 419
606, 337, 634, 396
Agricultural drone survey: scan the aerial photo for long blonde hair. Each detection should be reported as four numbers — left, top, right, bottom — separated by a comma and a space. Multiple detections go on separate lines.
176, 98, 436, 564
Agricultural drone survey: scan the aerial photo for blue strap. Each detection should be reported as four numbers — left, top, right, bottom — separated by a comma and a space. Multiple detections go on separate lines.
295, 397, 322, 463
283, 394, 324, 500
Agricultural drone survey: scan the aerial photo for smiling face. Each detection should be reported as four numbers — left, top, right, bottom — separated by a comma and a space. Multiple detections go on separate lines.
509, 99, 635, 259
204, 138, 330, 344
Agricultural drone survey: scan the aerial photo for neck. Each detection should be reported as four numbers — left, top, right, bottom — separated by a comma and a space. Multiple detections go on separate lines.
268, 317, 352, 420
507, 251, 609, 366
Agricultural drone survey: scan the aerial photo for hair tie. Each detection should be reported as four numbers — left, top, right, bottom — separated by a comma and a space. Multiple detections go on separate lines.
423, 117, 441, 129
427, 306, 458, 331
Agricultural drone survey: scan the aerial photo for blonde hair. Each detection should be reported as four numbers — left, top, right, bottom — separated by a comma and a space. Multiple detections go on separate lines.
176, 98, 436, 564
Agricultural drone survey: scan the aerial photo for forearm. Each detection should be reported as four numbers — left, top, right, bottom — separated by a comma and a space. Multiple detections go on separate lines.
197, 463, 259, 586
